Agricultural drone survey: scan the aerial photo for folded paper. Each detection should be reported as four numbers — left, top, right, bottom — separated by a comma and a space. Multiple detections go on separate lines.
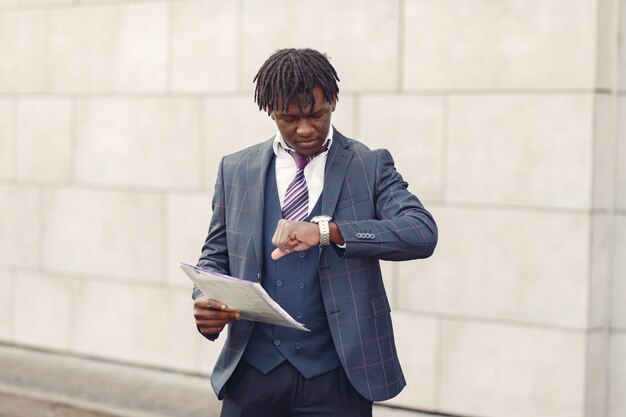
180, 262, 309, 332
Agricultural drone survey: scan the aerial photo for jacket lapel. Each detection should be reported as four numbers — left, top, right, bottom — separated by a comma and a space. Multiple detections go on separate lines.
247, 139, 275, 273
322, 130, 353, 217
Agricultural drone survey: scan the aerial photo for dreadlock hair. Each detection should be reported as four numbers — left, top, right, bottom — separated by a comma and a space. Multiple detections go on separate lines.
253, 48, 340, 114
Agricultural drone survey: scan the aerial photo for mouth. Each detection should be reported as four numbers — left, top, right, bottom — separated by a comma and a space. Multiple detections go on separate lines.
295, 138, 321, 147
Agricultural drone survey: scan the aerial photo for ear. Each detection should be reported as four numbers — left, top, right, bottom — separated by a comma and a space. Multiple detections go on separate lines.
331, 98, 337, 112
269, 111, 275, 120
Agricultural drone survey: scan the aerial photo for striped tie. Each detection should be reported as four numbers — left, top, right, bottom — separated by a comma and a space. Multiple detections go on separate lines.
282, 152, 311, 221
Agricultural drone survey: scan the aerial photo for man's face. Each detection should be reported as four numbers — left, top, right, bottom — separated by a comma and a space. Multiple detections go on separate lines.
270, 85, 336, 157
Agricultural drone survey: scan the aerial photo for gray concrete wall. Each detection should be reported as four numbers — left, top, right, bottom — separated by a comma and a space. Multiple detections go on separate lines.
610, 1, 626, 416
0, 1, 624, 416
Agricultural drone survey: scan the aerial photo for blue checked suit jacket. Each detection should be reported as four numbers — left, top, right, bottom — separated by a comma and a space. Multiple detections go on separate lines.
196, 129, 437, 402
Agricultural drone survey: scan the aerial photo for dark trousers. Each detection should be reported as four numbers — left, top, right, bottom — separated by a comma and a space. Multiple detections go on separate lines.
220, 361, 373, 417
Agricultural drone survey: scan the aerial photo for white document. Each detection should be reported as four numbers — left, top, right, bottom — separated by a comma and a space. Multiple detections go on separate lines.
180, 262, 309, 332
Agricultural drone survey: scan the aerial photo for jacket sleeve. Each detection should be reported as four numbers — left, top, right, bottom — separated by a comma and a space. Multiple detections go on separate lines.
196, 157, 230, 279
192, 159, 231, 340
334, 148, 438, 261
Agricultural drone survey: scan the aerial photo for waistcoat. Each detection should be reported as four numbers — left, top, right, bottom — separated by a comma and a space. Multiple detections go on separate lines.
242, 159, 341, 378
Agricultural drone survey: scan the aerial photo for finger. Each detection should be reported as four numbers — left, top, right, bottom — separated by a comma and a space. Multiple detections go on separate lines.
272, 220, 302, 247
291, 241, 313, 252
195, 312, 234, 322
194, 310, 237, 327
198, 311, 240, 335
195, 298, 228, 312
195, 308, 239, 321
195, 314, 240, 335
200, 325, 225, 335
207, 298, 228, 310
271, 247, 288, 260
194, 304, 222, 315
271, 219, 286, 247
198, 321, 232, 335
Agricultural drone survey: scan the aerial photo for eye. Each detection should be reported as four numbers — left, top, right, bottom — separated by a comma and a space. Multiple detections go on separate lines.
282, 116, 296, 123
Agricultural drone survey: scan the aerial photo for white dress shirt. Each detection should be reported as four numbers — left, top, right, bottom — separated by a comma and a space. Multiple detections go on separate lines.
272, 125, 334, 215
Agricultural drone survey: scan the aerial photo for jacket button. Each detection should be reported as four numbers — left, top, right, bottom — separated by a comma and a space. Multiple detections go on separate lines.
277, 280, 283, 287
298, 282, 305, 289
296, 313, 303, 319
295, 343, 302, 350
274, 339, 281, 346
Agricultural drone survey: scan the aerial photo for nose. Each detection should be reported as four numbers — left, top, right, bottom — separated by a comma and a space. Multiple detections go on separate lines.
296, 118, 314, 138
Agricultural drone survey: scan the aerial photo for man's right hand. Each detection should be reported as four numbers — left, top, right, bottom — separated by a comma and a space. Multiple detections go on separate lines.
193, 296, 240, 336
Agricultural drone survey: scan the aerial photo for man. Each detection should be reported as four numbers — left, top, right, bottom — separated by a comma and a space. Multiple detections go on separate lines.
193, 48, 437, 417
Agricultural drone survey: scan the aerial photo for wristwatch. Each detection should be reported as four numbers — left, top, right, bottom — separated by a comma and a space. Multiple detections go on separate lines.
310, 215, 332, 246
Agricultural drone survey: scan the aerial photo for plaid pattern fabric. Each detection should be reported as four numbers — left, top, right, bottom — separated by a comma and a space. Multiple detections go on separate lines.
196, 130, 437, 402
